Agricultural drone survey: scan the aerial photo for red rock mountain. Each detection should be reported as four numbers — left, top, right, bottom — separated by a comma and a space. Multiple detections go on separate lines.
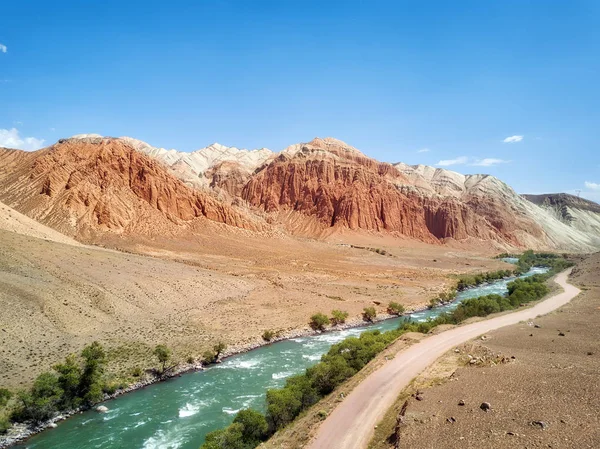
1, 135, 599, 251
0, 137, 260, 240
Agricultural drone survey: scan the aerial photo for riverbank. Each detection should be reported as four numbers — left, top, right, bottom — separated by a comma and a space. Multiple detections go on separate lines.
369, 257, 598, 449
307, 268, 580, 449
0, 268, 537, 448
0, 310, 408, 448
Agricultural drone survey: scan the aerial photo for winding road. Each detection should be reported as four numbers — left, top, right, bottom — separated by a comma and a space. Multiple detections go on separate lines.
308, 269, 580, 449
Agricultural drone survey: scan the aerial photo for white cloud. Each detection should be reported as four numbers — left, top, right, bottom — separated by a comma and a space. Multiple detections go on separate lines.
0, 44, 6, 53
585, 181, 600, 191
436, 156, 468, 166
0, 128, 45, 151
417, 148, 430, 153
503, 135, 523, 143
470, 158, 511, 167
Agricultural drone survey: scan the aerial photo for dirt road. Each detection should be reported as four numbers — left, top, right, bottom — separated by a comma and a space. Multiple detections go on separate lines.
308, 269, 580, 449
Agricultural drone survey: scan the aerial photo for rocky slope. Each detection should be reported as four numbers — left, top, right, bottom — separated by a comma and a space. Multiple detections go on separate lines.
523, 193, 600, 236
1, 135, 599, 251
0, 137, 262, 240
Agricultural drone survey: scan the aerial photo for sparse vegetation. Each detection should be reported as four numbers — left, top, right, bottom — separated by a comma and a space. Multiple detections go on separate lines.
362, 307, 377, 322
262, 330, 276, 342
200, 251, 571, 449
386, 302, 405, 315
330, 310, 349, 326
309, 313, 330, 331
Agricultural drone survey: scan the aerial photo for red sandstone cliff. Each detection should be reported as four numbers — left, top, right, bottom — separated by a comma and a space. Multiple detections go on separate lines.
0, 138, 260, 239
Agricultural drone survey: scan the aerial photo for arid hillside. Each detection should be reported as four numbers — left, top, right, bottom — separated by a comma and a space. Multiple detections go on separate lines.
2, 135, 598, 251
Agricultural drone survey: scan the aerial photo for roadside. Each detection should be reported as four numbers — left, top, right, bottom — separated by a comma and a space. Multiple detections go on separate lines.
305, 268, 580, 449
368, 253, 599, 449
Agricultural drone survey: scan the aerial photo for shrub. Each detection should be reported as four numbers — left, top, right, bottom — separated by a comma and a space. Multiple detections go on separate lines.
202, 350, 217, 365
387, 302, 405, 315
362, 307, 377, 322
309, 313, 329, 331
262, 330, 276, 342
186, 356, 195, 365
131, 366, 143, 378
0, 416, 10, 435
330, 310, 349, 326
0, 388, 12, 408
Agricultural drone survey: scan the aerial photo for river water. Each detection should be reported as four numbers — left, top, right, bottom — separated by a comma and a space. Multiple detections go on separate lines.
15, 267, 547, 449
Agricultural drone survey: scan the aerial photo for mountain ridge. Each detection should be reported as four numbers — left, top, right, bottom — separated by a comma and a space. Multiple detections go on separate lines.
1, 134, 599, 252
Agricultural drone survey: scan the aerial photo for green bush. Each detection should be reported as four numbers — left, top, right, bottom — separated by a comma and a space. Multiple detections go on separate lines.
0, 415, 10, 434
262, 330, 276, 342
330, 310, 349, 325
309, 313, 329, 331
362, 307, 377, 322
386, 302, 405, 315
0, 388, 12, 408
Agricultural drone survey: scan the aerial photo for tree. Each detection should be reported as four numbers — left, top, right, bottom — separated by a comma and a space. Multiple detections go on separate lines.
12, 372, 62, 423
309, 313, 329, 331
53, 354, 82, 408
233, 409, 268, 443
79, 341, 106, 404
202, 422, 246, 449
362, 307, 377, 322
330, 310, 349, 326
213, 342, 227, 359
266, 388, 302, 431
153, 345, 172, 375
387, 302, 405, 315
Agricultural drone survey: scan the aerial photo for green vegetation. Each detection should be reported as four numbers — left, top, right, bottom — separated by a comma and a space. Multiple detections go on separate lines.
203, 409, 269, 449
153, 345, 172, 375
0, 389, 11, 408
262, 330, 276, 342
309, 313, 330, 331
330, 310, 349, 326
200, 251, 571, 449
202, 342, 228, 365
362, 307, 377, 322
456, 269, 515, 290
11, 342, 106, 425
386, 302, 405, 316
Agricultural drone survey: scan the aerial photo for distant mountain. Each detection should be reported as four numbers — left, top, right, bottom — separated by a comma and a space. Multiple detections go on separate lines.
1, 134, 599, 251
523, 193, 600, 237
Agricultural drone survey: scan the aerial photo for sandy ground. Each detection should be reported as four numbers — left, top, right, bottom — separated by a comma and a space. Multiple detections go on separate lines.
308, 269, 581, 449
368, 254, 600, 449
0, 218, 509, 389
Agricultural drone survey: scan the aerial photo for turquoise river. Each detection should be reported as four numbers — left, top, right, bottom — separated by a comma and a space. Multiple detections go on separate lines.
15, 266, 547, 449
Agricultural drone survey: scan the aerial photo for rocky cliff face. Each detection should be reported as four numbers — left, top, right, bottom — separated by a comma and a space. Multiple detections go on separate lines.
1, 135, 599, 251
0, 138, 261, 239
242, 138, 544, 246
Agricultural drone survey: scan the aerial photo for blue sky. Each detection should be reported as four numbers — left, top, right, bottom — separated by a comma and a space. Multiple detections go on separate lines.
1, 1, 598, 200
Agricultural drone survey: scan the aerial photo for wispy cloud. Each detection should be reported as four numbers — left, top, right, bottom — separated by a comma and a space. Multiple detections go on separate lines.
436, 156, 468, 166
0, 128, 45, 151
503, 135, 523, 143
585, 181, 600, 191
470, 158, 511, 167
0, 44, 6, 53
417, 148, 430, 153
